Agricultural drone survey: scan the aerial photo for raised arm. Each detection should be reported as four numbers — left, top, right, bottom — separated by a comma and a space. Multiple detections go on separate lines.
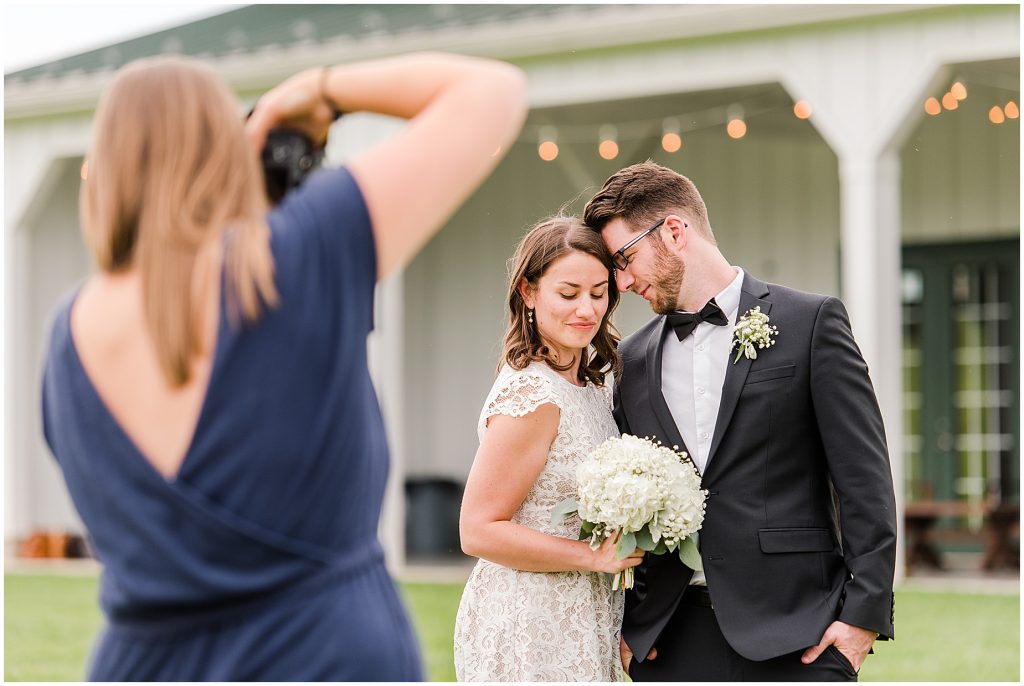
246, 52, 528, 280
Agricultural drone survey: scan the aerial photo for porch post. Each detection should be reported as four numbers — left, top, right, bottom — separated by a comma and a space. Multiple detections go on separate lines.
327, 114, 408, 574
838, 150, 906, 580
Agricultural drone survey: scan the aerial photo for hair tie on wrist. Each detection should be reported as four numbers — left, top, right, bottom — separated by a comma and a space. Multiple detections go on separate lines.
319, 66, 343, 120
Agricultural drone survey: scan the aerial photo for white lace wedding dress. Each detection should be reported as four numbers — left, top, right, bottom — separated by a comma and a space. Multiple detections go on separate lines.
453, 361, 624, 682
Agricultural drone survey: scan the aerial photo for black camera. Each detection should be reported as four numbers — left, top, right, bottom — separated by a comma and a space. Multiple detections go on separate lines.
260, 129, 326, 206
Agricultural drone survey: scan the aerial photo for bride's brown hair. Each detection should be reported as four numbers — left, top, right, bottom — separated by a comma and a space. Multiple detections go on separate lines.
500, 215, 621, 386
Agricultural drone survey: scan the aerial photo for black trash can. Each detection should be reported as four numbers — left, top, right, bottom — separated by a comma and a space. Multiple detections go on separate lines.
405, 478, 465, 560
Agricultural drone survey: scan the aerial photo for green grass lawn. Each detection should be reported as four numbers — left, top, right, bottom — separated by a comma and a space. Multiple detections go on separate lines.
5, 573, 1020, 681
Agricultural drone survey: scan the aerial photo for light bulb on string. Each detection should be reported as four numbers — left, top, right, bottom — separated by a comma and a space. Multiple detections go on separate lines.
941, 92, 958, 111
989, 106, 1005, 124
598, 125, 619, 160
924, 97, 941, 116
793, 100, 812, 119
1004, 101, 1019, 119
537, 126, 559, 162
661, 117, 682, 153
726, 104, 747, 139
951, 81, 967, 100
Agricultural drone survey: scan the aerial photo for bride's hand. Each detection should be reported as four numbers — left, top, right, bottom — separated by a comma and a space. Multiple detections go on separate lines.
589, 533, 644, 574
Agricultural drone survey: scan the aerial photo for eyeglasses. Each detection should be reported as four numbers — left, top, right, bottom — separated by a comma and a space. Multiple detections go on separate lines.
611, 218, 666, 271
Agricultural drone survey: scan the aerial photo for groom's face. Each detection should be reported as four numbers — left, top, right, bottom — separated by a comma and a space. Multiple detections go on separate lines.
602, 217, 684, 314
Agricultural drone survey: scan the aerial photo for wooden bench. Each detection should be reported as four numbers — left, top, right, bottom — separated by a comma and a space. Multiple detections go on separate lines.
981, 502, 1019, 571
904, 499, 1019, 573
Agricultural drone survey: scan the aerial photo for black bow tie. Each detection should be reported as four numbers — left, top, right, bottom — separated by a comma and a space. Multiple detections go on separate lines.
666, 298, 729, 341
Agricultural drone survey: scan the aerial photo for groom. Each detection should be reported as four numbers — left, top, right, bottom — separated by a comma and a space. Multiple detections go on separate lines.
583, 162, 896, 681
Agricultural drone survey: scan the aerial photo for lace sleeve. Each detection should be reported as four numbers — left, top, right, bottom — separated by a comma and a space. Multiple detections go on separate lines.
478, 369, 561, 436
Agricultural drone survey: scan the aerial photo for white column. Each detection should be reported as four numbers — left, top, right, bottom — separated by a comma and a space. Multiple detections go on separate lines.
838, 150, 906, 580
327, 113, 408, 574
369, 272, 406, 575
4, 142, 66, 547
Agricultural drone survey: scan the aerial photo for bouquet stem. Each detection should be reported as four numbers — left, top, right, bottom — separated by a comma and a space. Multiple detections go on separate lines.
612, 567, 635, 591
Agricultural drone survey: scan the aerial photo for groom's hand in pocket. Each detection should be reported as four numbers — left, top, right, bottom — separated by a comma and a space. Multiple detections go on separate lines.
619, 637, 656, 676
801, 620, 877, 672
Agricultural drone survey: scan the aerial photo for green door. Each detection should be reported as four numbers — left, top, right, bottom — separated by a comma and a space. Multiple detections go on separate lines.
902, 239, 1019, 547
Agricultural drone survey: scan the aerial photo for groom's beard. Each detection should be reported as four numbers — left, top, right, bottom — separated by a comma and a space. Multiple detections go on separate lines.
649, 242, 685, 315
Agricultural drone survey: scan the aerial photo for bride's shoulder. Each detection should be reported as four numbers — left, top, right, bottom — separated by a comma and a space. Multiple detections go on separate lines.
492, 360, 557, 389
486, 361, 562, 406
476, 362, 564, 435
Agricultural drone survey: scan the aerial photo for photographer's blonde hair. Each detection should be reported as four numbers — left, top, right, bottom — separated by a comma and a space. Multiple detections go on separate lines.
80, 56, 278, 387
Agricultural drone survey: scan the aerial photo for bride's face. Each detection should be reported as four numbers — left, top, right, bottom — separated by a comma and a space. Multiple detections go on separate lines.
524, 250, 610, 366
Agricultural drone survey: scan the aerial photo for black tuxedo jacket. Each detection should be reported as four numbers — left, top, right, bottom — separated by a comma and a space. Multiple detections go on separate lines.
615, 272, 896, 663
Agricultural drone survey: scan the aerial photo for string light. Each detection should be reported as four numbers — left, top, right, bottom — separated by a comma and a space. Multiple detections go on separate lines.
726, 119, 747, 139
988, 106, 1005, 124
538, 141, 558, 161
1004, 101, 1019, 119
951, 81, 968, 100
726, 104, 746, 139
924, 97, 941, 116
537, 126, 559, 161
793, 100, 812, 119
518, 90, 783, 153
519, 91, 809, 162
941, 92, 958, 110
598, 125, 619, 160
661, 117, 682, 153
661, 132, 682, 153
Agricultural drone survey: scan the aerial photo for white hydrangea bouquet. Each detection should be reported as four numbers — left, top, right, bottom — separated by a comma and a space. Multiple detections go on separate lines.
551, 434, 708, 590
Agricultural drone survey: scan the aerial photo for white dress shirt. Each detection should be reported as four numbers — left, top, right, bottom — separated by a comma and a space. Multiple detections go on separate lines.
661, 267, 744, 585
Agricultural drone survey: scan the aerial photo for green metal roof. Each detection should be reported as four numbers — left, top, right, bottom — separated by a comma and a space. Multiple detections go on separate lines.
6, 4, 605, 83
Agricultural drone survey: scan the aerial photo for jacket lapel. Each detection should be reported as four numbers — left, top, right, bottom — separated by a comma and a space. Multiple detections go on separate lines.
704, 273, 771, 475
645, 318, 690, 458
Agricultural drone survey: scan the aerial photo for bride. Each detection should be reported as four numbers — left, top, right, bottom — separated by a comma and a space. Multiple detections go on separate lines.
453, 215, 643, 681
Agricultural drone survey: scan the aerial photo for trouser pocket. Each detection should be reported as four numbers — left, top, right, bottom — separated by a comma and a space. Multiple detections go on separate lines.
825, 645, 859, 678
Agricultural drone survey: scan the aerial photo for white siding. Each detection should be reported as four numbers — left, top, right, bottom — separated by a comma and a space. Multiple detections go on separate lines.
902, 87, 1020, 242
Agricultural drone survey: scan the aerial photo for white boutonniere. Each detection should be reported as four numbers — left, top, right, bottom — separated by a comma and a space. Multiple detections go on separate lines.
732, 306, 778, 363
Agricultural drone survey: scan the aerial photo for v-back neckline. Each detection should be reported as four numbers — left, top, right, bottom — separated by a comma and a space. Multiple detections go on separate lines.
64, 281, 226, 486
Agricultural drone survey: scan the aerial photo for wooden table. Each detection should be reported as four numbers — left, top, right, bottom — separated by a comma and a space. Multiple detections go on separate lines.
904, 499, 1018, 573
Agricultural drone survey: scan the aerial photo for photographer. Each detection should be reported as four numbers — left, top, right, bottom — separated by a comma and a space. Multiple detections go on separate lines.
41, 52, 526, 680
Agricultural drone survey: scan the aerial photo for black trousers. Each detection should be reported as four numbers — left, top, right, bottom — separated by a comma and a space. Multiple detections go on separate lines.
629, 589, 858, 682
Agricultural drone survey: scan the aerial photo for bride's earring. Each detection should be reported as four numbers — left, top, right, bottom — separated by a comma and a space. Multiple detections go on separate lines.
527, 309, 534, 325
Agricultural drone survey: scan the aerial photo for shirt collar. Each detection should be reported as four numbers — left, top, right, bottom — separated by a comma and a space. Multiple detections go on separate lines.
714, 267, 745, 323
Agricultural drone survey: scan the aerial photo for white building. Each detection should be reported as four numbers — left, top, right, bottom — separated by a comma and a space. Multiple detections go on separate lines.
5, 4, 1019, 576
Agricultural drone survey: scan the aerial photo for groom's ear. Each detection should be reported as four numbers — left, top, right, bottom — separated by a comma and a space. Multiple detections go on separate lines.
662, 215, 689, 251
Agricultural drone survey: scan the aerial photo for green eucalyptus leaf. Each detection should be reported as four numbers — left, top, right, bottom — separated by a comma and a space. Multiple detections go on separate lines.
615, 531, 637, 560
634, 526, 657, 552
651, 539, 669, 555
579, 520, 596, 541
678, 535, 703, 571
550, 497, 578, 525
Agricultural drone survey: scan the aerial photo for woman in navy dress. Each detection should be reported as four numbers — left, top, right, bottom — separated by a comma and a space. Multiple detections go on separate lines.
41, 53, 526, 680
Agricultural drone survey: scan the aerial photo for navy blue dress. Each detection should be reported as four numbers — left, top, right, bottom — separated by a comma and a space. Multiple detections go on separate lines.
41, 167, 423, 681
